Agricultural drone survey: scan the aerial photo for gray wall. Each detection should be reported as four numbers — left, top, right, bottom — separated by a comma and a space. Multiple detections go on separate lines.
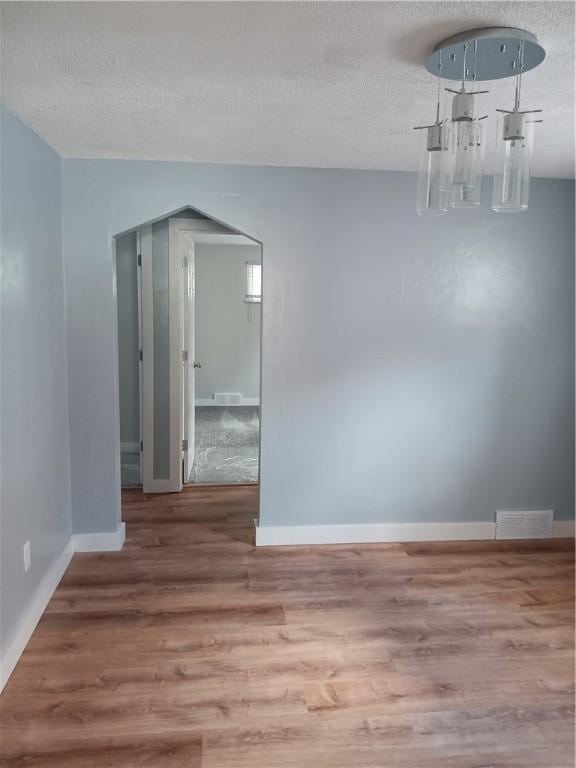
116, 231, 139, 447
61, 159, 574, 532
196, 243, 261, 401
0, 107, 72, 654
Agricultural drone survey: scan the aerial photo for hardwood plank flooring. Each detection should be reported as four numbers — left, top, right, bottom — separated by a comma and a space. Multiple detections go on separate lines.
0, 485, 574, 767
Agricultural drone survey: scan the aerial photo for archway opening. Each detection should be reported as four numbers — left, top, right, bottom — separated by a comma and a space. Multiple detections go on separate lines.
114, 206, 262, 498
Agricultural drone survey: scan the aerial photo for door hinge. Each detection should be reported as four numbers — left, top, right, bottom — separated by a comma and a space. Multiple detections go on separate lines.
140, 441, 143, 451
137, 253, 142, 267
182, 439, 188, 451
139, 349, 143, 362
181, 350, 188, 362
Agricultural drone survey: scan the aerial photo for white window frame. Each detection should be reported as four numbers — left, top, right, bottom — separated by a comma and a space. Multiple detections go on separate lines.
245, 261, 262, 304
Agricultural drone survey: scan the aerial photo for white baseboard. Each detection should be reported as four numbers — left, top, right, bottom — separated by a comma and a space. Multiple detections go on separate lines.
255, 519, 576, 547
196, 398, 260, 407
0, 523, 126, 694
73, 523, 126, 552
552, 520, 576, 538
0, 538, 74, 692
255, 521, 497, 546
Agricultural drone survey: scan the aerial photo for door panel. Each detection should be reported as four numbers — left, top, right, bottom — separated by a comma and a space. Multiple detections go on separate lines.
140, 222, 183, 493
181, 232, 196, 481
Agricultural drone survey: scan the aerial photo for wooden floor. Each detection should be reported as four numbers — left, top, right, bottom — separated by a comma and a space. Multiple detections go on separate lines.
1, 486, 574, 767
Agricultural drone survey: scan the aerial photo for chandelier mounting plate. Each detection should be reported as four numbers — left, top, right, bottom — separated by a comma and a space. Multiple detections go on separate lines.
425, 27, 545, 81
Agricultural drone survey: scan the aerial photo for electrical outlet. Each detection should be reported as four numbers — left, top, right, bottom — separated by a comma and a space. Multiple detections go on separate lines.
23, 540, 31, 573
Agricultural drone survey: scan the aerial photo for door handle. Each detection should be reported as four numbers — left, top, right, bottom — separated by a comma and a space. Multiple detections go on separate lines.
193, 362, 202, 369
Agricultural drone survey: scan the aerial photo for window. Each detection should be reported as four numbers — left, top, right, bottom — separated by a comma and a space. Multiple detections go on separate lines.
245, 262, 261, 303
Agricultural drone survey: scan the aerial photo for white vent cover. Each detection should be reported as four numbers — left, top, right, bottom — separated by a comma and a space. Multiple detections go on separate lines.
495, 509, 554, 540
214, 392, 242, 406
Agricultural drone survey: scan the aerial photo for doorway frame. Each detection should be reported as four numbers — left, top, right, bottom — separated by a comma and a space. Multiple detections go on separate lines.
113, 205, 264, 530
114, 212, 263, 496
168, 219, 261, 485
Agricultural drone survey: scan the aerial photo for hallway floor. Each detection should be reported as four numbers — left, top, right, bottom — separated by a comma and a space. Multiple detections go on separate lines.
190, 406, 259, 484
0, 485, 574, 767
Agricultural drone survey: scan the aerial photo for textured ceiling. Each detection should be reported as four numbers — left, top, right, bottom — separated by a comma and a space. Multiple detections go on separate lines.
1, 1, 574, 177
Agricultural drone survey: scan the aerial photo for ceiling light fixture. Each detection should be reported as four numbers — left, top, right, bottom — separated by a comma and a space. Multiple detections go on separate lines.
415, 27, 545, 215
414, 56, 451, 216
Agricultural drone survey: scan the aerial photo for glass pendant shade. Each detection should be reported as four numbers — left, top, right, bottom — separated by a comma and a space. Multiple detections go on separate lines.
448, 91, 485, 207
492, 112, 535, 213
450, 181, 482, 208
416, 123, 451, 216
450, 119, 484, 191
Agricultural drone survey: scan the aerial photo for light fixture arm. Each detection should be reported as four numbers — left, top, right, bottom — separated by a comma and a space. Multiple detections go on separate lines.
494, 37, 543, 139
445, 88, 489, 96
513, 39, 525, 111
435, 64, 442, 123
414, 49, 445, 132
496, 109, 543, 114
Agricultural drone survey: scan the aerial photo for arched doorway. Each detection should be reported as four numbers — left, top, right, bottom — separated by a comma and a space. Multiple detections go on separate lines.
114, 207, 262, 493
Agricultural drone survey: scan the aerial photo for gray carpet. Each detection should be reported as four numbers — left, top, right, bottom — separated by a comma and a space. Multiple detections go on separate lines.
121, 452, 140, 487
190, 406, 260, 484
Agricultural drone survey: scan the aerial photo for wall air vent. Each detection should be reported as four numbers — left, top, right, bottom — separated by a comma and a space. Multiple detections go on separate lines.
495, 509, 554, 540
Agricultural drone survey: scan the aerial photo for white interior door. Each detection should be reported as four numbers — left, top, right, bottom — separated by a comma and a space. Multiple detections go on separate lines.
139, 222, 183, 493
177, 228, 196, 482
136, 229, 144, 483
